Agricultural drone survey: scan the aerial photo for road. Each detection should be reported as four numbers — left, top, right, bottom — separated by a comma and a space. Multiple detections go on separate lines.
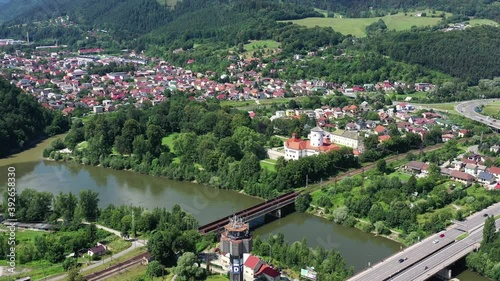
389, 219, 500, 281
455, 99, 500, 130
45, 223, 147, 281
347, 202, 500, 281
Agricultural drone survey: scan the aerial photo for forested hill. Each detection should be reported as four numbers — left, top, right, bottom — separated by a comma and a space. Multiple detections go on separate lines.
0, 78, 69, 157
363, 26, 500, 85
306, 0, 500, 21
0, 0, 322, 40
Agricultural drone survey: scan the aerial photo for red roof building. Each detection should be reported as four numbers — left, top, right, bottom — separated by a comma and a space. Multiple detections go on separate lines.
284, 131, 340, 161
256, 264, 280, 281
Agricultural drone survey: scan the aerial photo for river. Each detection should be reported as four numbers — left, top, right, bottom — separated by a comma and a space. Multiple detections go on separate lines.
0, 135, 489, 278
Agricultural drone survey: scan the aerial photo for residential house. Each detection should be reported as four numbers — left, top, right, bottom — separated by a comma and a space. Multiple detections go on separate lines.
490, 145, 500, 154
374, 125, 388, 136
93, 105, 103, 113
87, 245, 106, 257
379, 135, 391, 143
487, 166, 500, 180
255, 264, 280, 281
244, 255, 264, 280
464, 163, 477, 175
405, 161, 428, 174
450, 170, 474, 186
442, 134, 455, 142
345, 122, 358, 131
458, 130, 471, 138
285, 110, 295, 117
478, 172, 495, 185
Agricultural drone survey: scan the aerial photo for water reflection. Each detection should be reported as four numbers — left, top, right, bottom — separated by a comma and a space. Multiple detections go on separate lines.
254, 213, 400, 272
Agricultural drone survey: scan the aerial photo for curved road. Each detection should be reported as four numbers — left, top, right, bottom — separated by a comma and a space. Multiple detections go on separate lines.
455, 99, 500, 130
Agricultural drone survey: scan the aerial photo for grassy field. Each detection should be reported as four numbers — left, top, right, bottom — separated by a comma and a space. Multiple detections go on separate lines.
244, 40, 280, 51
482, 101, 500, 118
279, 11, 450, 37
414, 102, 459, 114
156, 0, 179, 8
468, 19, 499, 27
220, 96, 310, 108
207, 274, 230, 281
260, 159, 277, 172
162, 133, 179, 153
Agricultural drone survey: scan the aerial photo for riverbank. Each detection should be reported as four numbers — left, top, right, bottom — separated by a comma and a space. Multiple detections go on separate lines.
0, 133, 68, 167
308, 204, 404, 245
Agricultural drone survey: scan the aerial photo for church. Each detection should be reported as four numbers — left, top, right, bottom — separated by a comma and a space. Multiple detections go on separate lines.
284, 127, 340, 160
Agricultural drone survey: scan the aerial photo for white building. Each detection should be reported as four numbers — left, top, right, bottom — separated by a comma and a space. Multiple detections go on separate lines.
284, 127, 340, 160
327, 129, 361, 149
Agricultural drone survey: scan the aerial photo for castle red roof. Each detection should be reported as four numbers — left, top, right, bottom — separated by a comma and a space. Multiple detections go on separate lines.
285, 135, 340, 152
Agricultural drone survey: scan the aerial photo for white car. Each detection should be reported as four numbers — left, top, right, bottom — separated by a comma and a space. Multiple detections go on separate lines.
432, 240, 439, 244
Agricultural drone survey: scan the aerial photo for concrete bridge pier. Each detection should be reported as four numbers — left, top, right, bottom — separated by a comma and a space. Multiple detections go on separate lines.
268, 208, 282, 218
435, 268, 453, 280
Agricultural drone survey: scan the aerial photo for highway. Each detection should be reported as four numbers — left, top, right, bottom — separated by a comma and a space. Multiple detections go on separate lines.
389, 219, 500, 281
455, 99, 500, 130
347, 202, 500, 281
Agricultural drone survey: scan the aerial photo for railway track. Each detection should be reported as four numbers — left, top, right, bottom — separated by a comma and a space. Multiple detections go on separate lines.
84, 252, 150, 281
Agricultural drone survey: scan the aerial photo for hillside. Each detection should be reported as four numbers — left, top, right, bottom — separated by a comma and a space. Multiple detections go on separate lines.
0, 78, 69, 157
304, 0, 500, 21
364, 25, 500, 84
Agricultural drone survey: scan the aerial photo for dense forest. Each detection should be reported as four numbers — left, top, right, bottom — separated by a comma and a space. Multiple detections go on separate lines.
306, 0, 500, 20
363, 26, 500, 85
0, 77, 69, 157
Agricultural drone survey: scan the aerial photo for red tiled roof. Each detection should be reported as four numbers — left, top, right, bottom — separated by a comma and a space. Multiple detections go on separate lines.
257, 265, 280, 278
285, 136, 340, 152
374, 125, 386, 133
379, 135, 391, 142
488, 166, 500, 176
450, 170, 474, 181
244, 255, 261, 270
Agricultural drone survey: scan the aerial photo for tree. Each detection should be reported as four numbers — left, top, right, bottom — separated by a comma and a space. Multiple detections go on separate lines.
331, 206, 349, 224
483, 216, 496, 245
147, 260, 165, 277
148, 230, 176, 266
376, 159, 387, 174
77, 190, 100, 221
53, 192, 78, 225
62, 257, 79, 271
295, 194, 312, 213
428, 163, 441, 180
67, 268, 86, 281
374, 221, 389, 235
174, 252, 207, 281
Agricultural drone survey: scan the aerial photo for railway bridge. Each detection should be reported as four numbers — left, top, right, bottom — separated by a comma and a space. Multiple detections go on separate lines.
198, 191, 298, 234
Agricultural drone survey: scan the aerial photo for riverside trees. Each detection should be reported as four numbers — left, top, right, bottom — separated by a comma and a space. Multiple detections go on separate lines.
52, 94, 359, 198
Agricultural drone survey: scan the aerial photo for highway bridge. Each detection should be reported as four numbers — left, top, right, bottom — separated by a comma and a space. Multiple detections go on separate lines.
347, 202, 500, 281
456, 99, 500, 132
198, 191, 298, 234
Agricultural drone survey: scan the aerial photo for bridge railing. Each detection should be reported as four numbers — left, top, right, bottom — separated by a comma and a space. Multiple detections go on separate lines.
412, 243, 479, 281
198, 192, 297, 233
242, 197, 297, 222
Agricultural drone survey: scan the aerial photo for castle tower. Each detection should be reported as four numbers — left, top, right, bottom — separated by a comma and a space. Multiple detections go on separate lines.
310, 126, 324, 147
220, 216, 252, 281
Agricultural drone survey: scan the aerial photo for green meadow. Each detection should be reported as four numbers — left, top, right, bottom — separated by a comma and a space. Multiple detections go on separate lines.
279, 11, 451, 37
